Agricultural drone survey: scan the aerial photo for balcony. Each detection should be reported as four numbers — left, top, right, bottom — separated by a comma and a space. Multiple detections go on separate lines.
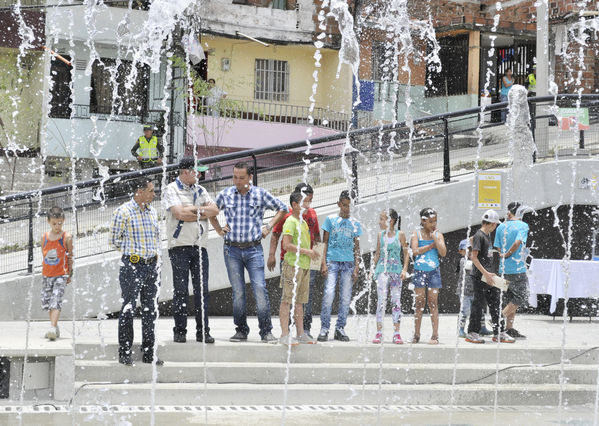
194, 98, 350, 132
201, 0, 315, 44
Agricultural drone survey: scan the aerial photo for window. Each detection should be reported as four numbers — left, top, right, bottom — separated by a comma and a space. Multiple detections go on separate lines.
371, 42, 391, 81
271, 0, 287, 10
48, 55, 72, 119
425, 35, 469, 97
89, 58, 149, 116
254, 59, 289, 102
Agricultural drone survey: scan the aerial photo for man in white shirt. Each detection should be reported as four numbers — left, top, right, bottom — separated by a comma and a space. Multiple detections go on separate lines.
162, 156, 220, 343
206, 78, 227, 117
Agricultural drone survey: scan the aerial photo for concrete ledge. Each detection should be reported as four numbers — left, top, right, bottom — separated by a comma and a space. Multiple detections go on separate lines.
71, 382, 599, 406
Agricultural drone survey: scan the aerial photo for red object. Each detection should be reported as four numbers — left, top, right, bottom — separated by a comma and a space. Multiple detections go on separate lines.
42, 232, 70, 277
273, 207, 320, 260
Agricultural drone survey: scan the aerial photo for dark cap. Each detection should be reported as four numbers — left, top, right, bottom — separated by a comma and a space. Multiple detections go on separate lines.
179, 156, 209, 172
143, 124, 153, 131
507, 202, 522, 215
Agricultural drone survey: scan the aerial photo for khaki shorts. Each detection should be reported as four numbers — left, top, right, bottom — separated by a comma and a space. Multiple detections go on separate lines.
281, 262, 310, 304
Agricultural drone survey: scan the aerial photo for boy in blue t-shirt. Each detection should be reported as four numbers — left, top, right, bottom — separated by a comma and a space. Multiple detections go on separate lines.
317, 190, 362, 342
494, 202, 531, 339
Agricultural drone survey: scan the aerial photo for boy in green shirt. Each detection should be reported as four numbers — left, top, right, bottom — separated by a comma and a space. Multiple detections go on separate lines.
279, 191, 320, 345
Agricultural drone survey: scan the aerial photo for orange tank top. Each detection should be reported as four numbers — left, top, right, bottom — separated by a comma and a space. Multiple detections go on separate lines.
42, 232, 69, 277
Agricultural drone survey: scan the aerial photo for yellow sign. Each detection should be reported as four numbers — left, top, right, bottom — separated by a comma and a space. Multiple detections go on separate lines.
477, 172, 502, 209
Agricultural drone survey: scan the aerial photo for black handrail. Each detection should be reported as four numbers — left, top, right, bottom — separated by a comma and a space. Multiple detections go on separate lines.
4, 93, 599, 204
3, 93, 599, 275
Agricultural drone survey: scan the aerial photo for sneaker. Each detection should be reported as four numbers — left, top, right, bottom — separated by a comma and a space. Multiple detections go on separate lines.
118, 356, 133, 366
261, 332, 278, 344
505, 328, 526, 339
334, 328, 350, 342
55, 326, 60, 339
393, 333, 403, 345
174, 334, 186, 343
229, 331, 248, 342
372, 332, 383, 344
304, 331, 314, 340
196, 333, 215, 344
142, 357, 165, 366
479, 326, 493, 336
458, 327, 466, 338
465, 332, 485, 344
297, 333, 316, 344
492, 332, 515, 343
317, 330, 328, 342
46, 327, 57, 341
279, 334, 299, 346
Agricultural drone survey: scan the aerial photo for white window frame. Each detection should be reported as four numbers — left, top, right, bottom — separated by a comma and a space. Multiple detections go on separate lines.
254, 59, 289, 102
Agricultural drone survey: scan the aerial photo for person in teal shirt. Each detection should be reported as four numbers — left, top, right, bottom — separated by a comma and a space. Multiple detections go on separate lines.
318, 190, 362, 342
494, 202, 531, 340
500, 68, 513, 122
371, 209, 409, 345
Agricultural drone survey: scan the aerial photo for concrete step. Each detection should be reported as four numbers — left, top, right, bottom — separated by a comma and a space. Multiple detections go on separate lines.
74, 360, 599, 385
74, 342, 599, 365
71, 382, 598, 406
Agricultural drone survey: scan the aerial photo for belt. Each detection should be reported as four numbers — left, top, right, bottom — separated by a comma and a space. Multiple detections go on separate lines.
123, 254, 157, 264
225, 240, 262, 249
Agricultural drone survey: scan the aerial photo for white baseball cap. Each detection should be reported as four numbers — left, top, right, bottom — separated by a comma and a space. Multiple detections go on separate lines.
482, 209, 500, 223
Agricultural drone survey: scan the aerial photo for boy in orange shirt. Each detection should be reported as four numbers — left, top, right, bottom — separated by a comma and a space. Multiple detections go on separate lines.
41, 206, 73, 341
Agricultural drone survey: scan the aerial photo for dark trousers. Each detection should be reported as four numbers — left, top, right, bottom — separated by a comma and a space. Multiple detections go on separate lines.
169, 246, 210, 337
467, 277, 505, 335
118, 257, 160, 360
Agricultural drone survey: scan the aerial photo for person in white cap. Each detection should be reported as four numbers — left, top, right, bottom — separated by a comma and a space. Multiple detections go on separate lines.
465, 209, 515, 344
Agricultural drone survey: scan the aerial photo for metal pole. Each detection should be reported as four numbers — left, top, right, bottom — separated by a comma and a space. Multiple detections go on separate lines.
168, 65, 176, 165
443, 118, 450, 183
530, 100, 537, 163
27, 199, 34, 274
579, 129, 585, 149
251, 154, 258, 186
351, 150, 358, 200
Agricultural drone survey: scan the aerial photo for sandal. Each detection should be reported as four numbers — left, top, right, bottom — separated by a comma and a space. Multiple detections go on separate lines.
411, 334, 420, 344
428, 335, 439, 345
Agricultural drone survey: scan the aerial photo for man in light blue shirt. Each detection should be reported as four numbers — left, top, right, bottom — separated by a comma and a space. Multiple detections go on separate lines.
494, 202, 531, 339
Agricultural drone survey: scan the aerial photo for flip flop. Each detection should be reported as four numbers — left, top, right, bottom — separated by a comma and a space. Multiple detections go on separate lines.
428, 336, 439, 345
411, 334, 420, 344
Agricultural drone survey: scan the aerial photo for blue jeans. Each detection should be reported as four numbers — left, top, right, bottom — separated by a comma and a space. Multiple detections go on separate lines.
224, 244, 273, 338
500, 94, 508, 122
118, 256, 160, 359
169, 246, 210, 336
320, 261, 354, 332
458, 295, 474, 328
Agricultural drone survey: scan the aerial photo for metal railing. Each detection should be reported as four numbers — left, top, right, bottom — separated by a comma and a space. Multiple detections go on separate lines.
195, 98, 352, 132
2, 94, 599, 275
49, 105, 183, 128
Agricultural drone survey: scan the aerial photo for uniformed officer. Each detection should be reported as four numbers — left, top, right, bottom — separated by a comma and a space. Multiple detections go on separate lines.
131, 125, 164, 169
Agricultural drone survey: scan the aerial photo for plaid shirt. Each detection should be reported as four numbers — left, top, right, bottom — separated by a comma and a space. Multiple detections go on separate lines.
110, 199, 161, 258
215, 185, 288, 243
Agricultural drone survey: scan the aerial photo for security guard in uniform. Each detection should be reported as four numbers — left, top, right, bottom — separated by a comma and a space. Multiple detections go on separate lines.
131, 125, 164, 169
527, 65, 536, 96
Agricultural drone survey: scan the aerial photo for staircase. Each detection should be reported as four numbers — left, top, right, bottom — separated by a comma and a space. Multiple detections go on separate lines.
72, 341, 599, 407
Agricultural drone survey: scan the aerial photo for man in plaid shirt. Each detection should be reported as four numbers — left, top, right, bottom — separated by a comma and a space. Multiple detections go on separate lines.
110, 177, 163, 366
213, 162, 288, 343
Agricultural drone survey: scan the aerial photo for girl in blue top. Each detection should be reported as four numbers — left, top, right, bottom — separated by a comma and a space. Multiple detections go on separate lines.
371, 209, 409, 345
410, 208, 447, 345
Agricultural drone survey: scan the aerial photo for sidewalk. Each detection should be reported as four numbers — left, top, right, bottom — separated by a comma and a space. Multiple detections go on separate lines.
1, 314, 596, 353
